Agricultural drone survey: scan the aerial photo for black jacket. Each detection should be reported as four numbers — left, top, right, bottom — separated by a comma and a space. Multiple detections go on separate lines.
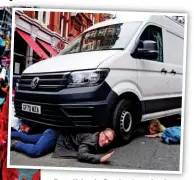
52, 132, 105, 164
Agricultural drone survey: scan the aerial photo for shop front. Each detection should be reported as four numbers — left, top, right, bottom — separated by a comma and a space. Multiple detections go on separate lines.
13, 11, 68, 89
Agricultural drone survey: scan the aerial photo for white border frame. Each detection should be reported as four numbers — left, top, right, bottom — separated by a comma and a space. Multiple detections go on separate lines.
7, 7, 188, 175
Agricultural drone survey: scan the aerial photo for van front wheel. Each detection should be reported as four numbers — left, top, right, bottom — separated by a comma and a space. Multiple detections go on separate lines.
112, 99, 135, 143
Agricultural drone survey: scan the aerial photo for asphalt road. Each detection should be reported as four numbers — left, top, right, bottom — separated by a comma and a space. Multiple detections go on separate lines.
9, 116, 181, 171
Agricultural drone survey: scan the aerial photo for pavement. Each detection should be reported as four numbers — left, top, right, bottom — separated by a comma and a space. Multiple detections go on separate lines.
9, 103, 181, 171
10, 135, 180, 171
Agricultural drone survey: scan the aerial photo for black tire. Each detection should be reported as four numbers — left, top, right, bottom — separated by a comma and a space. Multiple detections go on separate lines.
112, 99, 136, 143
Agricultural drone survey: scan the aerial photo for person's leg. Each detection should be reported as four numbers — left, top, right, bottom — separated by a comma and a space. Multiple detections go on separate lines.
12, 129, 58, 157
11, 131, 42, 144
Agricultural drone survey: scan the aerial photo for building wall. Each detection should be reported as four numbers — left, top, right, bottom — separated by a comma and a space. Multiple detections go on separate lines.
16, 11, 68, 52
23, 10, 111, 44
23, 10, 35, 19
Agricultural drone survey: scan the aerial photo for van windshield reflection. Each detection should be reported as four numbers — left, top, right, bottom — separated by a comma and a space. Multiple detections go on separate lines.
61, 22, 142, 55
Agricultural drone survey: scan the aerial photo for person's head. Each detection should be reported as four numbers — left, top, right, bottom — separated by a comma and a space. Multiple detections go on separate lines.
98, 128, 115, 147
19, 124, 31, 133
148, 119, 161, 135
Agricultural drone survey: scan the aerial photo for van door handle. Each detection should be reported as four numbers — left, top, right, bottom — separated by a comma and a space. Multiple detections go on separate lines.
170, 69, 176, 74
161, 68, 167, 74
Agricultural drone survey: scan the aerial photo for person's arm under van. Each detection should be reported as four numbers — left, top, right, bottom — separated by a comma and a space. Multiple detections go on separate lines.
145, 124, 166, 138
77, 144, 114, 164
145, 132, 163, 138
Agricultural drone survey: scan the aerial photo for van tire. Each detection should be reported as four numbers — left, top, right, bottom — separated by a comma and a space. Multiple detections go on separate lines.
112, 99, 135, 143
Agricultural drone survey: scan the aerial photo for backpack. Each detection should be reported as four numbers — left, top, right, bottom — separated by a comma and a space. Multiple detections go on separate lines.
161, 126, 181, 144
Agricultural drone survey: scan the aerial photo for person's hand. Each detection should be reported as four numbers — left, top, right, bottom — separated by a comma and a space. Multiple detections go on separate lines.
100, 151, 115, 163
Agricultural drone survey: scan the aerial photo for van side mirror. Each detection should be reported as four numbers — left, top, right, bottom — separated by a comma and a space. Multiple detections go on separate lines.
131, 40, 158, 60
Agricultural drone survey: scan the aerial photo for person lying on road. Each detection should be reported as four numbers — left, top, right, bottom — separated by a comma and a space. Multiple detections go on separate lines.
145, 119, 181, 144
11, 127, 115, 164
145, 119, 166, 138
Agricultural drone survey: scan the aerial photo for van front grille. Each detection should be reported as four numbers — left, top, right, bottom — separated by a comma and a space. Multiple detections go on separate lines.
18, 72, 70, 92
14, 99, 95, 127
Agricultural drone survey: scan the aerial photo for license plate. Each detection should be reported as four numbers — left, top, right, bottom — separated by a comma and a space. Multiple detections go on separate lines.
22, 103, 41, 114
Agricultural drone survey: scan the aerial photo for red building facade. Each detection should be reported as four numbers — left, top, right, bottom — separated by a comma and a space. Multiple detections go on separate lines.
23, 11, 111, 43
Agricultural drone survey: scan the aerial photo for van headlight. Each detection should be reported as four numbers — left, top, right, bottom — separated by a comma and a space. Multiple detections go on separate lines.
67, 69, 109, 88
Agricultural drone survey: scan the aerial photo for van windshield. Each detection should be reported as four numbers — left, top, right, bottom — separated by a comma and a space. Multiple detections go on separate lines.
61, 22, 142, 55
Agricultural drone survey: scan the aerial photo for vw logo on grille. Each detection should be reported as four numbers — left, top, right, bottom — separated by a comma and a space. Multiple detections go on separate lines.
31, 77, 40, 89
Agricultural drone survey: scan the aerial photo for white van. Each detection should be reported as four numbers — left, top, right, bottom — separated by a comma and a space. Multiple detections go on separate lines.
15, 15, 184, 142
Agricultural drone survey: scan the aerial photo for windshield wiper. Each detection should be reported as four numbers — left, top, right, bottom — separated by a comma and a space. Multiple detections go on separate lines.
100, 48, 124, 50
63, 48, 124, 54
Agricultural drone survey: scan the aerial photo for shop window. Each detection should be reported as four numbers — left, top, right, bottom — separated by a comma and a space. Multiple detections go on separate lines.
65, 21, 69, 38
35, 11, 38, 20
13, 32, 27, 75
59, 14, 64, 36
93, 15, 95, 24
42, 11, 46, 24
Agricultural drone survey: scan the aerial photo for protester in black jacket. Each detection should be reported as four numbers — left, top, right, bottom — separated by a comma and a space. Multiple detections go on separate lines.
11, 127, 115, 164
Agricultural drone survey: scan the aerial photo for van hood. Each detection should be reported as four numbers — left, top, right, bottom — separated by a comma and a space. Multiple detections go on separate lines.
23, 50, 121, 74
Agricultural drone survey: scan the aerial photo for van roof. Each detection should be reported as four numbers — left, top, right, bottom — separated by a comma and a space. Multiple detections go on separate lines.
85, 14, 184, 37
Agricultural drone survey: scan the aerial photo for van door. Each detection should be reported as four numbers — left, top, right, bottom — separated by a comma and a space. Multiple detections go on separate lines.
135, 25, 172, 117
162, 29, 183, 109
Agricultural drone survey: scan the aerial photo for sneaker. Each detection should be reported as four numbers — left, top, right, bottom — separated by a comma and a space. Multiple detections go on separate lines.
11, 140, 19, 151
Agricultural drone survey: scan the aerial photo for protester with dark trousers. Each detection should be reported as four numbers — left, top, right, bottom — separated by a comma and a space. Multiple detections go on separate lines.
11, 128, 115, 164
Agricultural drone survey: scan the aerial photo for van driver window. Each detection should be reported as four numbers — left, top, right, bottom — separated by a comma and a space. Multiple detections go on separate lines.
139, 25, 163, 62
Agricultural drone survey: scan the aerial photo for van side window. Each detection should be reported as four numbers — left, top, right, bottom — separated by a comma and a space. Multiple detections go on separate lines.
139, 25, 163, 62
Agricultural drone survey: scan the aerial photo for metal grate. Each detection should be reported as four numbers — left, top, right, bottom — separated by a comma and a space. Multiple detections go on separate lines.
14, 99, 73, 126
18, 72, 70, 92
14, 100, 94, 127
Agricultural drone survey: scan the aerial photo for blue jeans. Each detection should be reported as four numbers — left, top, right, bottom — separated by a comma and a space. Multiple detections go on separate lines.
11, 129, 58, 157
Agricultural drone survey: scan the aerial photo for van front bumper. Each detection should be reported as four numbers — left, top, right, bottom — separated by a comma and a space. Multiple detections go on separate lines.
14, 82, 118, 129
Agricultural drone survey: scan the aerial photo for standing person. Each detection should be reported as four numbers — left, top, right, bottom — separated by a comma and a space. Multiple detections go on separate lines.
11, 128, 115, 164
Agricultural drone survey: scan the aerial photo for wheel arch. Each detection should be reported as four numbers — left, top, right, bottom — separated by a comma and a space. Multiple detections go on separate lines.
107, 90, 143, 127
117, 92, 143, 124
